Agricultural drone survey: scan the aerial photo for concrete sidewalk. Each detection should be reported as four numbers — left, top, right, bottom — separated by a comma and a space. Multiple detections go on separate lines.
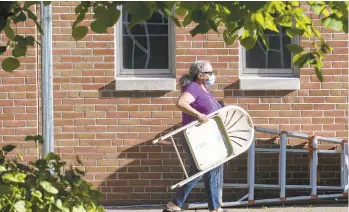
105, 203, 348, 212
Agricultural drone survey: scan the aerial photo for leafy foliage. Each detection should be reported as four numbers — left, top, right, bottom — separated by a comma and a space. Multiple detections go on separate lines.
0, 1, 348, 81
0, 139, 104, 212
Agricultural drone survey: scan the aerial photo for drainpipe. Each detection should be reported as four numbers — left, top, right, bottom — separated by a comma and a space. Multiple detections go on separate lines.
40, 2, 54, 155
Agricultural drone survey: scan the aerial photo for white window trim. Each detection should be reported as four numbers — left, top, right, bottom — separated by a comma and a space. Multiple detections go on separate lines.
114, 7, 176, 77
239, 30, 300, 90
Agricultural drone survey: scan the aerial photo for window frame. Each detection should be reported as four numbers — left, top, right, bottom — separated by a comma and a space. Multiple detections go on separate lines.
239, 29, 300, 78
114, 6, 176, 76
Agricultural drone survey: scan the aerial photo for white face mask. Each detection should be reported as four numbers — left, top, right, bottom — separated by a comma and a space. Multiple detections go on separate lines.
205, 73, 216, 87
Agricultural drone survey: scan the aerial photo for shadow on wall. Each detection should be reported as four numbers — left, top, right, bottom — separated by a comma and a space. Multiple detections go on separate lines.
93, 80, 342, 206
223, 80, 295, 99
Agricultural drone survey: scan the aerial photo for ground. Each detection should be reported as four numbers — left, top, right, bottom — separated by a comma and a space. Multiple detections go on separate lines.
104, 203, 348, 212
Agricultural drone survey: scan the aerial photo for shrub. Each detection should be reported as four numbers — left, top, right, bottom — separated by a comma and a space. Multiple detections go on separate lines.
0, 135, 104, 212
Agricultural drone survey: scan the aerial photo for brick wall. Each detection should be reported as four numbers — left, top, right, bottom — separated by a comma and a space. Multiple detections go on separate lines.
0, 2, 347, 206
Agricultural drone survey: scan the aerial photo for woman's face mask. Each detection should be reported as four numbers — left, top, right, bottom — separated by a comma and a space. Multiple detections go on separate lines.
205, 73, 216, 87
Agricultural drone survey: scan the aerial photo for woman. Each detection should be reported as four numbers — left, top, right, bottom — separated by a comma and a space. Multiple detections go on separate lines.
164, 61, 226, 212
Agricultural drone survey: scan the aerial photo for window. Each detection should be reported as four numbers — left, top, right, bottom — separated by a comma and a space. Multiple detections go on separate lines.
115, 7, 175, 76
239, 26, 300, 90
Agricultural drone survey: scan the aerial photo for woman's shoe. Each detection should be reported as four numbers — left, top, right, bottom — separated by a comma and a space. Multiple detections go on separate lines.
163, 201, 183, 212
210, 208, 228, 212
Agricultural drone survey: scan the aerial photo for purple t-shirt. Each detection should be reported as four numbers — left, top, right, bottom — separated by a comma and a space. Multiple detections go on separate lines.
182, 82, 222, 125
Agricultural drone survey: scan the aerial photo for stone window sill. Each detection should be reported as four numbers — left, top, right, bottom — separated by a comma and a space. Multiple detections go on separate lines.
115, 76, 176, 91
239, 76, 300, 90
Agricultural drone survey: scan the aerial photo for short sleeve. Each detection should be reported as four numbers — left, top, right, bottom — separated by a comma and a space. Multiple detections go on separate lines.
182, 82, 198, 99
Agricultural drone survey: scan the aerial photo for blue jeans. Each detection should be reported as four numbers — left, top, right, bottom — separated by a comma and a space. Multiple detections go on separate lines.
172, 142, 223, 210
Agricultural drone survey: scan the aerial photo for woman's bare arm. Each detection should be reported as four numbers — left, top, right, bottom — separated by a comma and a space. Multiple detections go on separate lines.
176, 91, 208, 123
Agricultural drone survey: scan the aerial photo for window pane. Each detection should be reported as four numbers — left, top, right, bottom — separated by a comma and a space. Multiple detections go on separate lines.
122, 8, 169, 69
246, 27, 292, 69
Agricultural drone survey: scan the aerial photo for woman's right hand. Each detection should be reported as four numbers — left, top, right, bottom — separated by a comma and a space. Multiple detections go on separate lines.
196, 113, 208, 123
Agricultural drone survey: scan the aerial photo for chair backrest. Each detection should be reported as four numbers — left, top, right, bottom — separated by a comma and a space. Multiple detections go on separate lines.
183, 105, 255, 171
216, 105, 255, 156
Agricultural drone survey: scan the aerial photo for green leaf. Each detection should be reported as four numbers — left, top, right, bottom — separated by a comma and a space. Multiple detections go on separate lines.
73, 14, 85, 28
1, 57, 20, 72
223, 30, 238, 45
311, 3, 324, 15
72, 26, 88, 41
31, 190, 42, 199
190, 22, 210, 36
183, 13, 192, 27
105, 6, 120, 27
286, 28, 304, 37
291, 1, 299, 7
0, 165, 6, 172
274, 15, 292, 27
315, 66, 323, 82
17, 12, 27, 22
17, 154, 23, 161
343, 20, 348, 33
4, 22, 15, 40
45, 152, 61, 161
191, 9, 205, 22
311, 27, 322, 39
91, 20, 107, 33
12, 44, 27, 57
55, 199, 70, 212
0, 185, 11, 195
252, 12, 265, 27
240, 36, 257, 50
245, 1, 266, 12
208, 20, 218, 33
94, 6, 108, 19
40, 181, 58, 194
181, 2, 199, 11
2, 172, 27, 183
14, 200, 27, 212
2, 144, 16, 153
43, 1, 51, 6
322, 14, 343, 31
126, 2, 140, 14
164, 1, 176, 9
285, 44, 304, 54
73, 205, 86, 212
162, 8, 181, 28
127, 2, 155, 29
226, 4, 247, 22
176, 7, 187, 17
25, 134, 44, 144
24, 1, 40, 9
25, 36, 35, 46
293, 53, 312, 67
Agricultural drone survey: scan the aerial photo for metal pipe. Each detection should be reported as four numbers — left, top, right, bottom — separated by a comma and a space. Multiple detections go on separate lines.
279, 133, 287, 199
170, 136, 188, 179
201, 193, 345, 209
254, 127, 281, 135
283, 131, 309, 139
341, 143, 348, 193
248, 138, 255, 201
255, 148, 343, 154
310, 136, 318, 197
221, 183, 345, 190
40, 2, 54, 155
316, 136, 343, 144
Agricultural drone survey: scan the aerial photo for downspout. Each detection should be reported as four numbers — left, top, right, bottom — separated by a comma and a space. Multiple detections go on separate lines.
40, 2, 54, 155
